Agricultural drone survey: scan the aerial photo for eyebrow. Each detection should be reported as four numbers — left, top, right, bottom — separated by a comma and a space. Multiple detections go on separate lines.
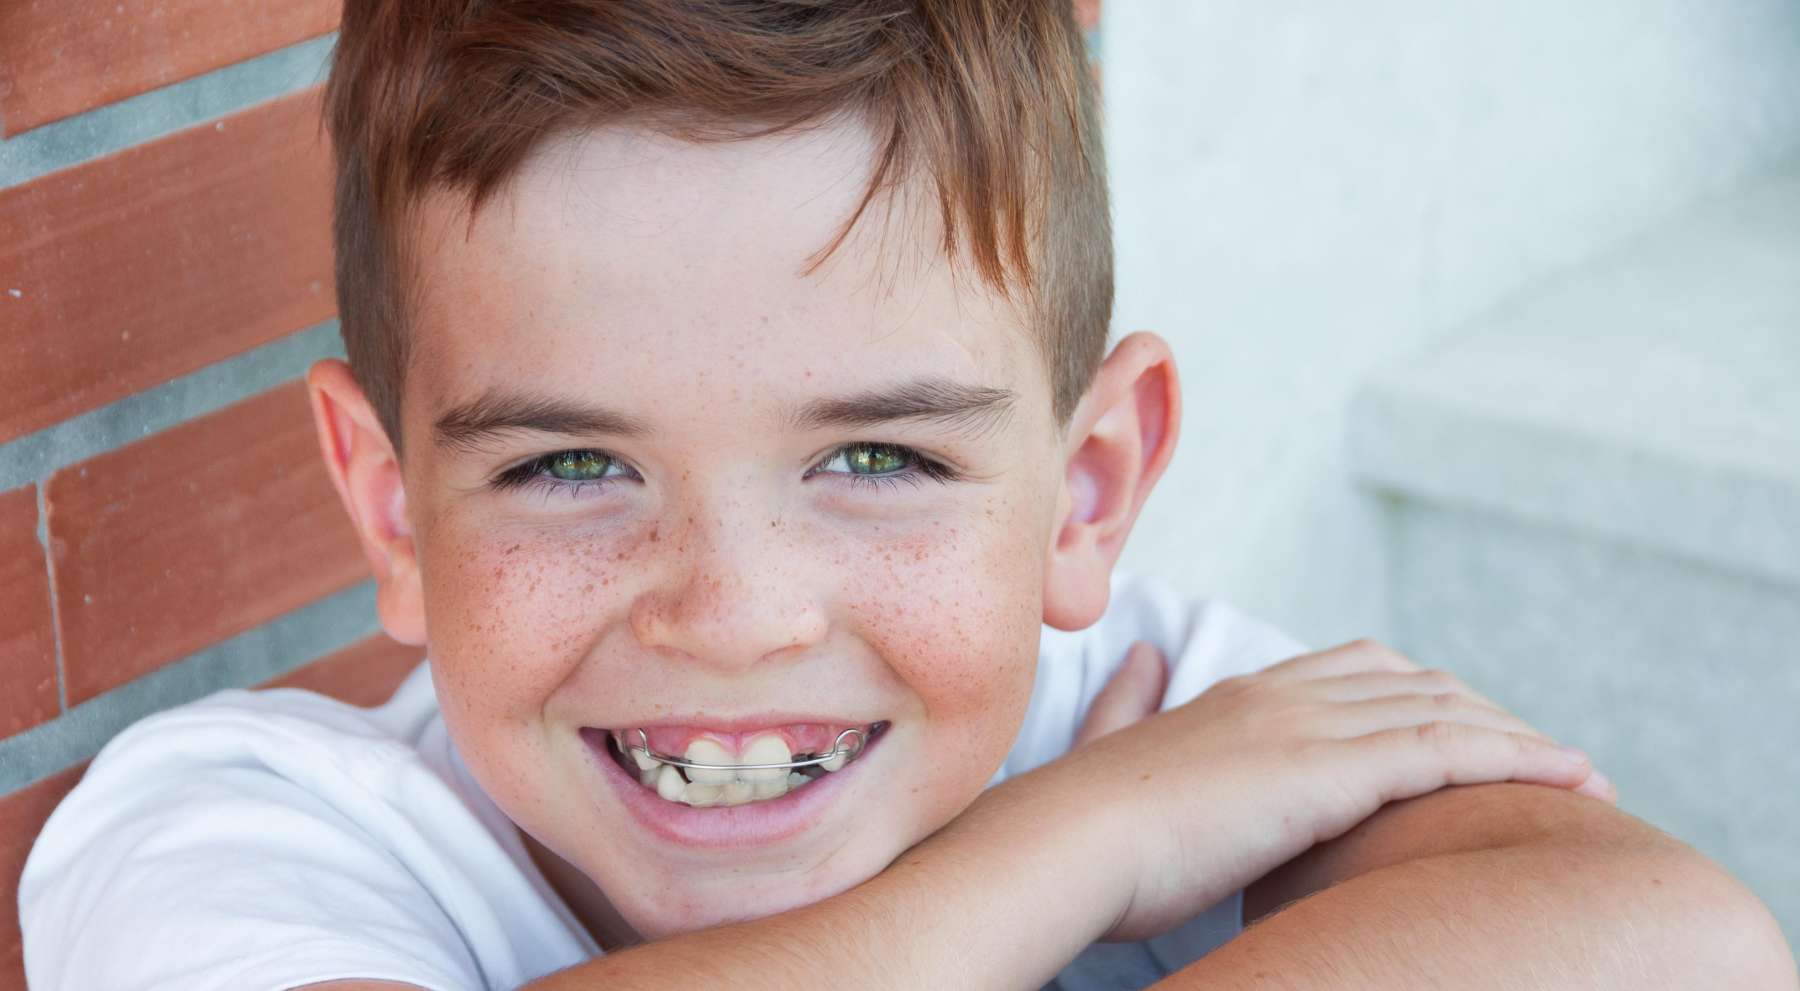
433, 390, 653, 453
786, 378, 1015, 437
432, 376, 1016, 454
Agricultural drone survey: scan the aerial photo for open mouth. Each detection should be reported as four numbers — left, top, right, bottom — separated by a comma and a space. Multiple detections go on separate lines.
602, 721, 890, 808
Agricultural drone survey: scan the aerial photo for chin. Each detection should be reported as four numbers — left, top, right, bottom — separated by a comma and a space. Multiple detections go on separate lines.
619, 839, 900, 941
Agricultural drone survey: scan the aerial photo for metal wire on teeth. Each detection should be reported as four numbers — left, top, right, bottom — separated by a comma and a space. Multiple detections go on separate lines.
622, 726, 871, 772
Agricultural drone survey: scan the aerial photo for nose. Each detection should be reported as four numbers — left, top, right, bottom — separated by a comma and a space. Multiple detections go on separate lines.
628, 506, 829, 672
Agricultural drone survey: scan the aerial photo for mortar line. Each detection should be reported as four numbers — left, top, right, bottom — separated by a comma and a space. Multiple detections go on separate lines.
35, 480, 68, 713
0, 34, 337, 188
0, 319, 345, 492
0, 581, 382, 793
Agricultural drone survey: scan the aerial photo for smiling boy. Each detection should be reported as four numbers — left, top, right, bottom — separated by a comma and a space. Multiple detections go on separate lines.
19, 1, 1796, 989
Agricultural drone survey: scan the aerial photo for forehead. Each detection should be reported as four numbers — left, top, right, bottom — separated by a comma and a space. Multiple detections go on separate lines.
405, 118, 1047, 438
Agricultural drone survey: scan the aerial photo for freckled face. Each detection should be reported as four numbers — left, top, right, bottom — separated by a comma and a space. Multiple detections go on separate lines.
398, 121, 1066, 942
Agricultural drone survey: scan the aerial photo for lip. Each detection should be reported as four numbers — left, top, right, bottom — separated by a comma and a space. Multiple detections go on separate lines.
579, 723, 881, 849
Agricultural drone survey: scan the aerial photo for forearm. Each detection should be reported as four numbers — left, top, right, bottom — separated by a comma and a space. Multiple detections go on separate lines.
1160, 838, 1797, 990
523, 771, 1118, 990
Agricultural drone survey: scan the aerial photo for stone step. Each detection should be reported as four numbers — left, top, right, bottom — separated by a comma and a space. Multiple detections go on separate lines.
1352, 168, 1800, 586
1350, 165, 1800, 947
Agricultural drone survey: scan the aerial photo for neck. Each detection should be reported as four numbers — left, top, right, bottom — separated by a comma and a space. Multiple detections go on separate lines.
520, 827, 643, 952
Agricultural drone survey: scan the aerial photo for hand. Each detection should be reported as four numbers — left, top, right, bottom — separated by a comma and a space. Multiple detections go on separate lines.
1071, 641, 1170, 748
999, 638, 1613, 942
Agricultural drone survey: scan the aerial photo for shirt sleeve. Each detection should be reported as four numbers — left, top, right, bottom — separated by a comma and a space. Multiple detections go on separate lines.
1074, 571, 1311, 720
19, 701, 489, 991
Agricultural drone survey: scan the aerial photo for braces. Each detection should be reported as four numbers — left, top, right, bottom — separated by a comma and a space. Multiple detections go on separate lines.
619, 724, 881, 773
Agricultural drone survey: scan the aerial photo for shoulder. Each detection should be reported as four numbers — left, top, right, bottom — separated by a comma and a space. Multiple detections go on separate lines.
1046, 571, 1311, 706
16, 660, 576, 991
1002, 572, 1309, 781
30, 660, 443, 840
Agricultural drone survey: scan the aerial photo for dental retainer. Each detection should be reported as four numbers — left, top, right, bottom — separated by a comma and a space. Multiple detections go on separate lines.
621, 725, 875, 773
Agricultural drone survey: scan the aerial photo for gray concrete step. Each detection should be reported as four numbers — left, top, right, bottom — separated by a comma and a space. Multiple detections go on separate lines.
1350, 166, 1800, 946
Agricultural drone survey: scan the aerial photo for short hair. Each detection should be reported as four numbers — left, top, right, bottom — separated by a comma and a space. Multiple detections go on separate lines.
324, 0, 1112, 455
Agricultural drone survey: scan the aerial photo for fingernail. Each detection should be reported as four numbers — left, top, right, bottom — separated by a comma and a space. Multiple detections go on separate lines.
1557, 745, 1590, 765
1587, 767, 1616, 799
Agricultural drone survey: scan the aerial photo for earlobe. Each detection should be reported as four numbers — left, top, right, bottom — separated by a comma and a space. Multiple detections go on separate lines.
1042, 332, 1182, 631
304, 358, 428, 646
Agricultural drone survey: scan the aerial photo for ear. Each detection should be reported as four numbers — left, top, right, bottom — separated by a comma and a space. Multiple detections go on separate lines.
1042, 331, 1182, 631
305, 358, 427, 646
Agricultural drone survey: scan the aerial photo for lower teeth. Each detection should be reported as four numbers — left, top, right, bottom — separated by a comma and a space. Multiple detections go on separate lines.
620, 740, 832, 808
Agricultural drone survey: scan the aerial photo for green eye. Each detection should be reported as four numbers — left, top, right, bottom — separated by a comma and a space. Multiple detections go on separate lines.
545, 450, 613, 481
841, 443, 912, 475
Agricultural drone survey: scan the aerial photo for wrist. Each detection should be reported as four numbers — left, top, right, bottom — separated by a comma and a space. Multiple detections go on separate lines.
949, 757, 1139, 945
525, 762, 1133, 991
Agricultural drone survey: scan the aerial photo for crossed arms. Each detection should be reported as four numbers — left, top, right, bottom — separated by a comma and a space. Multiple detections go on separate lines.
306, 640, 1797, 990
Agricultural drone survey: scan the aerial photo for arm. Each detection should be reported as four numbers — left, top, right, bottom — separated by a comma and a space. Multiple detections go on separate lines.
528, 773, 1122, 989
301, 772, 1119, 991
304, 652, 1175, 991
300, 640, 1647, 991
538, 644, 1631, 990
1160, 783, 1798, 989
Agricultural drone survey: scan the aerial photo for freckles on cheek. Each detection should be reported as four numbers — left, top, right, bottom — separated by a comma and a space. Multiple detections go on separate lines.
424, 526, 640, 715
847, 516, 1042, 740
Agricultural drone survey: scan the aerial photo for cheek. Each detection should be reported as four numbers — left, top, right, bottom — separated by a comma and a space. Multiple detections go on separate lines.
848, 492, 1047, 772
419, 519, 647, 728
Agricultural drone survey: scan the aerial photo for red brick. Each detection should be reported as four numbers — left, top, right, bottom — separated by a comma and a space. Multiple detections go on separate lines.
47, 381, 369, 707
0, 0, 338, 136
0, 763, 87, 991
0, 89, 335, 446
262, 634, 427, 709
0, 485, 57, 739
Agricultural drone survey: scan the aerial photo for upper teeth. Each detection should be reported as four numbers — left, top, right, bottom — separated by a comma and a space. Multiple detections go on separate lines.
738, 735, 793, 783
625, 731, 854, 808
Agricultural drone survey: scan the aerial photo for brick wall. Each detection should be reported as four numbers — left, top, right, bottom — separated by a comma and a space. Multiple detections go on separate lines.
0, 6, 432, 988
0, 4, 1102, 988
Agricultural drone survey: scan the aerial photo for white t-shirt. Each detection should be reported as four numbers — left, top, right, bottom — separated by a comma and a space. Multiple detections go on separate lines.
19, 572, 1306, 991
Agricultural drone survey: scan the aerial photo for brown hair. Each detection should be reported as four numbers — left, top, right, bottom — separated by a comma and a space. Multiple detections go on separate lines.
325, 0, 1111, 455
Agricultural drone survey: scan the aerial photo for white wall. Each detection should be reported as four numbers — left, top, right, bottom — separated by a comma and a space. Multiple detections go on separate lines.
1103, 0, 1800, 646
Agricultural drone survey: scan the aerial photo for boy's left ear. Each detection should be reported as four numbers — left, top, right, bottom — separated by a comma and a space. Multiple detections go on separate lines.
1043, 331, 1182, 631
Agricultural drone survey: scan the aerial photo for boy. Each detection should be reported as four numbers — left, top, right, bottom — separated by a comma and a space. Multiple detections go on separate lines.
21, 1, 1793, 988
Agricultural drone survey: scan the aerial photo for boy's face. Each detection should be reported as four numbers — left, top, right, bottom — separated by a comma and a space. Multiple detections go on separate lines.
396, 120, 1071, 940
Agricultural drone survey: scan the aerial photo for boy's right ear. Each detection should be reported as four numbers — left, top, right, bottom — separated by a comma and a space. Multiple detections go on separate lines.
304, 359, 427, 647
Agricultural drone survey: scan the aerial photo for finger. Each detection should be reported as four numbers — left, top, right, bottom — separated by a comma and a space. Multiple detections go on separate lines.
1320, 693, 1554, 744
1360, 712, 1619, 805
1353, 723, 1598, 805
1304, 671, 1508, 715
1255, 639, 1421, 683
1576, 765, 1619, 804
1073, 641, 1169, 749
